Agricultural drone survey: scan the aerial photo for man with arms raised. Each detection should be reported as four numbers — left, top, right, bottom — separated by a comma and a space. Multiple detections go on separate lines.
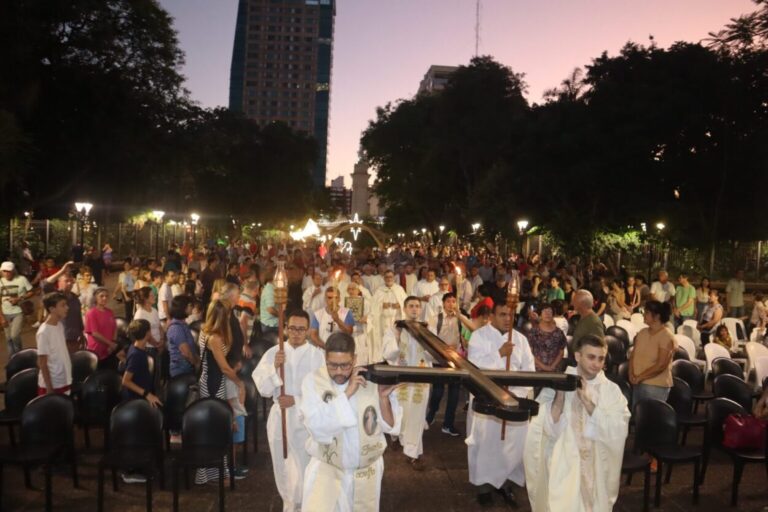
301, 332, 402, 512
382, 296, 433, 469
524, 335, 630, 512
309, 286, 354, 349
466, 302, 535, 506
253, 310, 326, 512
369, 270, 407, 362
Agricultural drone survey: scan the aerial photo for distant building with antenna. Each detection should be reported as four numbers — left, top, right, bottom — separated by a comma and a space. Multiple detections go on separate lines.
418, 65, 458, 94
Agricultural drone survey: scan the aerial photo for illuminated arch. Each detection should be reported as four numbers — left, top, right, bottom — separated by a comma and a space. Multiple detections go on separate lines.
321, 223, 389, 250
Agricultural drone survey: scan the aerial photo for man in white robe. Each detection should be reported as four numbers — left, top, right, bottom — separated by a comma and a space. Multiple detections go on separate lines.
524, 334, 629, 511
403, 263, 418, 295
301, 332, 402, 512
369, 270, 407, 362
344, 281, 374, 365
413, 269, 439, 321
466, 302, 535, 506
309, 286, 355, 349
252, 310, 326, 512
424, 276, 451, 325
381, 296, 433, 470
302, 272, 326, 314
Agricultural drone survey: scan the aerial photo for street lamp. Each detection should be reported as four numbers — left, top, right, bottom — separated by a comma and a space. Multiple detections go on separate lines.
517, 219, 529, 257
74, 202, 93, 246
471, 222, 481, 233
190, 213, 200, 248
655, 222, 666, 231
152, 210, 165, 259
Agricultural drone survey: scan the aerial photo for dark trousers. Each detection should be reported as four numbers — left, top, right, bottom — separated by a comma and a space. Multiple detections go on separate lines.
427, 382, 460, 429
124, 300, 134, 322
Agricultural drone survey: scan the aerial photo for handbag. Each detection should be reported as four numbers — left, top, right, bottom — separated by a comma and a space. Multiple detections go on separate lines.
722, 413, 767, 450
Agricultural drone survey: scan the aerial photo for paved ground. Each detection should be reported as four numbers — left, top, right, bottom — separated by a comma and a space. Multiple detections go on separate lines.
1, 274, 766, 511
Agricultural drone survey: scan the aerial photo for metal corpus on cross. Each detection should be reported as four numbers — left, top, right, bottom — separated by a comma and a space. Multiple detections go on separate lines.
365, 321, 580, 422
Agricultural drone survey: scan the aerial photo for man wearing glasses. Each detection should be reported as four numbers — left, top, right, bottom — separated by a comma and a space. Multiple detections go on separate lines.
252, 310, 326, 512
301, 332, 401, 512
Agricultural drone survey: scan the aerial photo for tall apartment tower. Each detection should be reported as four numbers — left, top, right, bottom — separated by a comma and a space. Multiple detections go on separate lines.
229, 0, 335, 187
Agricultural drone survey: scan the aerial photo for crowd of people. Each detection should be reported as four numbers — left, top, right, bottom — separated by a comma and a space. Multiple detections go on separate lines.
2, 236, 767, 510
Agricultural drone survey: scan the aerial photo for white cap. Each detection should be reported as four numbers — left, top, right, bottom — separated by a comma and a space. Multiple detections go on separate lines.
0, 261, 14, 272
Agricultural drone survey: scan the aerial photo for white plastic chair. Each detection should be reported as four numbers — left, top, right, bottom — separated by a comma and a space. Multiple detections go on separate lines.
678, 324, 702, 349
745, 341, 768, 380
749, 327, 765, 342
719, 317, 747, 342
603, 315, 614, 328
682, 318, 699, 330
674, 334, 706, 370
704, 343, 732, 375
630, 312, 646, 330
616, 319, 637, 342
755, 356, 768, 389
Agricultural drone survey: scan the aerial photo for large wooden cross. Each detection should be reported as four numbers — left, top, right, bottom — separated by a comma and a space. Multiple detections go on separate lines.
365, 320, 580, 422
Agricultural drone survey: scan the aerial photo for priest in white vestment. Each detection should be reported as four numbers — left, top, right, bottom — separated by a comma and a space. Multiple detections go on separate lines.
301, 332, 402, 512
369, 271, 407, 362
381, 297, 433, 470
252, 310, 326, 512
466, 303, 535, 505
302, 272, 326, 314
345, 281, 373, 365
424, 276, 452, 325
403, 263, 418, 295
413, 269, 439, 321
524, 335, 629, 512
309, 286, 355, 349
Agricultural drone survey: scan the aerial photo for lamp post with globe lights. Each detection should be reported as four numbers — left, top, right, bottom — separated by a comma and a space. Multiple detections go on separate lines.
516, 219, 529, 258
190, 213, 200, 249
152, 210, 165, 259
74, 202, 93, 247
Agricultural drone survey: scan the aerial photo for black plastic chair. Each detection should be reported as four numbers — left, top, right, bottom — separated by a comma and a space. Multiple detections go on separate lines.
172, 398, 234, 512
0, 394, 78, 512
162, 373, 199, 450
621, 452, 651, 512
672, 359, 713, 410
71, 350, 99, 396
606, 325, 630, 350
701, 397, 767, 506
617, 361, 630, 385
251, 337, 275, 418
605, 335, 627, 374
0, 348, 38, 393
0, 368, 39, 446
666, 377, 706, 446
672, 346, 690, 361
242, 379, 260, 463
711, 357, 744, 380
713, 374, 754, 412
98, 399, 165, 512
633, 399, 701, 507
77, 370, 123, 449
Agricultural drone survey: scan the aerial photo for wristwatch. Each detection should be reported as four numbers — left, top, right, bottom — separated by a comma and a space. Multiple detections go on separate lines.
142, 389, 150, 398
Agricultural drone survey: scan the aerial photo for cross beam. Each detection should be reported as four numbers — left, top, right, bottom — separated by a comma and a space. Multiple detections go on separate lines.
364, 320, 580, 421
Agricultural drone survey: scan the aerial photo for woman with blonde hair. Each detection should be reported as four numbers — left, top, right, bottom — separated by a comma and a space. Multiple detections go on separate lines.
196, 299, 244, 484
210, 278, 228, 303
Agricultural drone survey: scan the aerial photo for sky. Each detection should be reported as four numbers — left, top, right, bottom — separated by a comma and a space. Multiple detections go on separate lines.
158, 0, 755, 187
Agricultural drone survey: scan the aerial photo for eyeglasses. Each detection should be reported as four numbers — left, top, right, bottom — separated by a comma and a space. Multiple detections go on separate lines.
326, 362, 353, 371
286, 326, 307, 333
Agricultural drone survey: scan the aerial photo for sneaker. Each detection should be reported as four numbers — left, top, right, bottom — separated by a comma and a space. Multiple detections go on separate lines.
121, 472, 147, 484
235, 466, 249, 475
31, 321, 41, 328
169, 434, 182, 444
233, 468, 248, 480
441, 426, 462, 437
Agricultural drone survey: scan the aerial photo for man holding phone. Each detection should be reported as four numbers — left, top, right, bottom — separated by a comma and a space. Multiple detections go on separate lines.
309, 286, 355, 349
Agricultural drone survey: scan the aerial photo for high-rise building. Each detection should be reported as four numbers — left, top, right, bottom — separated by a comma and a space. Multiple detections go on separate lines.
418, 65, 458, 94
229, 0, 335, 187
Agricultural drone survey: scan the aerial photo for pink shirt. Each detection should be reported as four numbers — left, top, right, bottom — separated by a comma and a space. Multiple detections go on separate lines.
84, 307, 116, 360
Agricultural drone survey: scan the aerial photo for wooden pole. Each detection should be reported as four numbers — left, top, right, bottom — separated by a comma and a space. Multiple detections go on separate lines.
274, 262, 289, 459
501, 284, 519, 441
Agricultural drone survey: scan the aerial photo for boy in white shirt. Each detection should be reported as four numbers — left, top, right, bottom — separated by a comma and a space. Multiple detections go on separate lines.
37, 292, 73, 395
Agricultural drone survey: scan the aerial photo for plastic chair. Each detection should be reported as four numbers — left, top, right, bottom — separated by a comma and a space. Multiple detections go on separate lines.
0, 394, 78, 512
162, 373, 199, 450
172, 398, 234, 512
98, 399, 165, 512
606, 326, 630, 351
0, 368, 39, 445
242, 379, 260, 464
704, 343, 733, 374
71, 350, 99, 396
630, 313, 646, 331
719, 318, 747, 342
673, 334, 705, 370
0, 349, 38, 393
702, 398, 766, 506
605, 335, 627, 374
621, 452, 651, 512
616, 319, 637, 342
713, 374, 753, 412
77, 370, 123, 449
755, 356, 768, 389
633, 399, 701, 507
712, 357, 745, 381
671, 360, 713, 410
666, 378, 705, 445
603, 315, 614, 328
745, 341, 768, 379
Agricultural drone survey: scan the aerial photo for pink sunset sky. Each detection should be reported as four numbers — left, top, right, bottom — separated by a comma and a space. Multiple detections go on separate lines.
159, 0, 756, 187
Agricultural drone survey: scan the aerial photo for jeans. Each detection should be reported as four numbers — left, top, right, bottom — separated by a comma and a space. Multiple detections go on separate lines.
426, 381, 460, 429
632, 383, 670, 409
3, 313, 23, 355
729, 306, 745, 319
